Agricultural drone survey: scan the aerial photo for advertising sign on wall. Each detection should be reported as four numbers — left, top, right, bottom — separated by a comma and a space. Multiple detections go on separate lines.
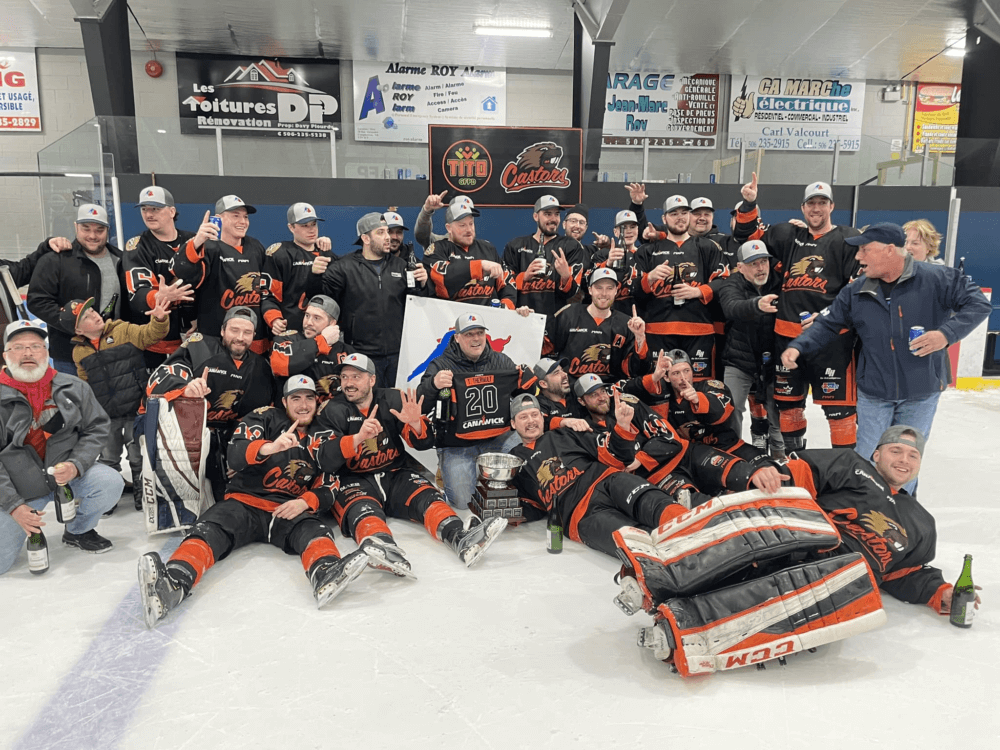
603, 72, 720, 148
176, 54, 340, 137
727, 76, 866, 151
0, 49, 41, 132
353, 61, 506, 143
912, 83, 960, 154
428, 126, 582, 207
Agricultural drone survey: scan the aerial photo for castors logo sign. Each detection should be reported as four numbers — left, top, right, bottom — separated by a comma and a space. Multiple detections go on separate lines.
430, 126, 582, 207
442, 140, 493, 193
177, 53, 340, 138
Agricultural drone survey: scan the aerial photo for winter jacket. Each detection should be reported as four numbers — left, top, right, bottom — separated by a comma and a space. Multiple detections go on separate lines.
72, 316, 168, 418
27, 240, 125, 361
788, 254, 992, 400
716, 260, 781, 378
1, 242, 54, 288
323, 249, 429, 358
0, 370, 111, 511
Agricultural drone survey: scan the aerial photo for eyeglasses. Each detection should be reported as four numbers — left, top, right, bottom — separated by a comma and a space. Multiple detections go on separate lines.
563, 218, 587, 226
5, 343, 48, 354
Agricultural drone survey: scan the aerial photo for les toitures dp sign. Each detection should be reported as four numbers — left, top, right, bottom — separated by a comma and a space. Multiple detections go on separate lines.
429, 126, 582, 207
177, 53, 340, 138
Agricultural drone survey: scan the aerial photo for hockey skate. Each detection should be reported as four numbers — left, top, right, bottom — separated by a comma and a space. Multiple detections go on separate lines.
309, 549, 369, 609
360, 536, 417, 579
138, 552, 190, 629
449, 516, 507, 568
637, 619, 675, 663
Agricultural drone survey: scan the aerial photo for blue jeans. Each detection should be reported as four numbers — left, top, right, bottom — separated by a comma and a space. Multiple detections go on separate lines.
855, 389, 941, 494
0, 462, 123, 575
438, 431, 522, 509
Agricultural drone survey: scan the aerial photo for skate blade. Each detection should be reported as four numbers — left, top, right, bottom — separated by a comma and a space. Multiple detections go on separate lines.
637, 625, 673, 662
461, 517, 508, 568
363, 547, 418, 580
613, 577, 644, 616
137, 555, 165, 630
315, 554, 369, 610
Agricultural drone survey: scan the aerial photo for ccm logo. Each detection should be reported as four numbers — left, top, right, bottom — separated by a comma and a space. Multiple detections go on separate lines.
724, 638, 795, 668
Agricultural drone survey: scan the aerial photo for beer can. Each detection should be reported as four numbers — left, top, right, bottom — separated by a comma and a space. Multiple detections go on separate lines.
910, 326, 925, 344
762, 351, 772, 365
490, 299, 501, 308
209, 216, 222, 233
799, 311, 811, 324
397, 168, 404, 180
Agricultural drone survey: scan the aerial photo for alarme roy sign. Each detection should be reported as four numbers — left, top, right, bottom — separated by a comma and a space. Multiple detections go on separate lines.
177, 53, 340, 137
429, 125, 582, 207
0, 50, 41, 132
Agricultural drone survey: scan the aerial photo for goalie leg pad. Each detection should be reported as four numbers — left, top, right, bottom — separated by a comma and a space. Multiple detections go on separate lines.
653, 552, 885, 677
612, 487, 841, 608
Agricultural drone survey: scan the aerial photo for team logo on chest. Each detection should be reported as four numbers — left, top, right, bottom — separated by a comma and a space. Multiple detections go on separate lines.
784, 255, 828, 293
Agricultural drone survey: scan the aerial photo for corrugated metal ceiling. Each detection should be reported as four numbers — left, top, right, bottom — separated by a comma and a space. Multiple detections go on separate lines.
0, 0, 976, 82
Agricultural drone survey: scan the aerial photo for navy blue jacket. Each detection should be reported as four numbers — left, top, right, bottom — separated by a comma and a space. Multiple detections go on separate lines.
788, 254, 991, 400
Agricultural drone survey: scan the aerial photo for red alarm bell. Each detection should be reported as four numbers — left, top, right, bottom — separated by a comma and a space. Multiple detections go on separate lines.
145, 60, 163, 78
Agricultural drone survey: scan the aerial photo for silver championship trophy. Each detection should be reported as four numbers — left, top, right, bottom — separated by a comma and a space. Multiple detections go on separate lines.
472, 453, 526, 526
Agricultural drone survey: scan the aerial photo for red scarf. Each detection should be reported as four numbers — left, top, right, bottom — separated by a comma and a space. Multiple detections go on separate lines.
0, 366, 57, 459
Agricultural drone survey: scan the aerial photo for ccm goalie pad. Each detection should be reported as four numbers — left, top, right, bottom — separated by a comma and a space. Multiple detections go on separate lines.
612, 487, 840, 615
638, 553, 886, 676
138, 397, 214, 535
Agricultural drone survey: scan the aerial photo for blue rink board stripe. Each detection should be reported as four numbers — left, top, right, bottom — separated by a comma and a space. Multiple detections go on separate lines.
13, 537, 184, 750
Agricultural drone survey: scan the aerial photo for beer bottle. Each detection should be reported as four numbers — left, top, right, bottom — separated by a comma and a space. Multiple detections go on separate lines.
546, 502, 563, 554
535, 245, 548, 276
609, 241, 624, 272
100, 292, 119, 319
27, 528, 49, 575
47, 467, 77, 523
435, 388, 452, 428
949, 554, 976, 628
406, 253, 418, 289
671, 265, 684, 306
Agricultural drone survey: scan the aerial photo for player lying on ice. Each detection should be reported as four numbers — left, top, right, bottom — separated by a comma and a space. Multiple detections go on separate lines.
138, 375, 373, 629
611, 425, 982, 676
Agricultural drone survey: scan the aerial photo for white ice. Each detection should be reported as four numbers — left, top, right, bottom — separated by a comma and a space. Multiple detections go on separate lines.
3, 389, 999, 750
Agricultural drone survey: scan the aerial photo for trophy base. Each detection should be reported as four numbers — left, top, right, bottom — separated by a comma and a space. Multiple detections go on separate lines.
470, 480, 526, 527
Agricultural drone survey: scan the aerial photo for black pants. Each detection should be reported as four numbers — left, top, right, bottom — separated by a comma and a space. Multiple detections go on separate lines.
576, 472, 678, 558
333, 469, 451, 540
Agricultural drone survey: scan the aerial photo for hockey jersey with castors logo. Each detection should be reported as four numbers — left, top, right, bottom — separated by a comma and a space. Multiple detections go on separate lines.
123, 228, 196, 353
501, 234, 585, 318
171, 236, 269, 352
629, 236, 729, 337
313, 387, 436, 475
270, 330, 355, 402
536, 392, 587, 431
543, 303, 647, 381
259, 241, 334, 333
422, 238, 516, 307
226, 405, 334, 513
654, 378, 742, 451
147, 333, 275, 431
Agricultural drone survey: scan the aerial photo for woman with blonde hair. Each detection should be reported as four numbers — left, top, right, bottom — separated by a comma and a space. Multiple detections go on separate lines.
902, 219, 944, 264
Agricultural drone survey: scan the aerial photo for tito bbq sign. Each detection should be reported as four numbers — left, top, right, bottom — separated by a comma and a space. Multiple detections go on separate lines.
429, 126, 582, 207
177, 53, 340, 138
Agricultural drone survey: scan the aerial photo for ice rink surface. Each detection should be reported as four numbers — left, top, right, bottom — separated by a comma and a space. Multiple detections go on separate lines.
3, 390, 998, 750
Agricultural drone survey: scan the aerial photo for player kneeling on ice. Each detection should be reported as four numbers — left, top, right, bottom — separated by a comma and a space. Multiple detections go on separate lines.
314, 353, 507, 574
612, 425, 980, 676
138, 375, 371, 628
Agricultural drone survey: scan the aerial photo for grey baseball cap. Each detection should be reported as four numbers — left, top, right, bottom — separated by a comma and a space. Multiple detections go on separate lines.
3, 320, 48, 347
383, 211, 409, 230
454, 312, 488, 333
533, 357, 569, 382
662, 195, 689, 213
222, 306, 258, 329
614, 209, 638, 228
306, 295, 340, 321
445, 197, 480, 223
138, 186, 174, 208
665, 348, 692, 367
287, 202, 324, 224
76, 204, 109, 227
573, 373, 606, 398
737, 240, 771, 264
283, 374, 317, 397
354, 212, 386, 245
510, 393, 541, 419
215, 195, 257, 214
589, 268, 619, 286
534, 195, 562, 212
803, 181, 833, 202
875, 425, 926, 456
335, 352, 376, 375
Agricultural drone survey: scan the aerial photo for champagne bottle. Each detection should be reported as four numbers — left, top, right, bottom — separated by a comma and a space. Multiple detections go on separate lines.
100, 292, 119, 319
609, 243, 624, 272
949, 554, 976, 628
47, 467, 77, 523
535, 245, 548, 276
546, 502, 563, 554
27, 529, 49, 575
671, 265, 684, 306
435, 388, 452, 427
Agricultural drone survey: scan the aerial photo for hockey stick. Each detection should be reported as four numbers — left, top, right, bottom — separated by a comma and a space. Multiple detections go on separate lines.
0, 266, 29, 322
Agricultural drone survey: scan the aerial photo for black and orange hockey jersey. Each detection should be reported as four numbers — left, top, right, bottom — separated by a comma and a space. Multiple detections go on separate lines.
171, 236, 269, 351
501, 234, 585, 318
543, 303, 647, 381
313, 387, 435, 475
734, 201, 860, 340
422, 238, 516, 307
259, 241, 334, 332
147, 333, 275, 431
226, 405, 334, 513
536, 392, 586, 430
652, 377, 741, 452
122, 229, 196, 354
270, 330, 354, 402
629, 236, 729, 337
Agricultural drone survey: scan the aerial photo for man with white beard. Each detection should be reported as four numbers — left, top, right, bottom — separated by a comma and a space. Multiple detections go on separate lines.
0, 321, 122, 574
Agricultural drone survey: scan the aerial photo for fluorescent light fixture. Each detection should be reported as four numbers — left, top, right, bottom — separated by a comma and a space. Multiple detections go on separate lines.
156, 129, 167, 133
475, 25, 552, 38
944, 46, 965, 57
